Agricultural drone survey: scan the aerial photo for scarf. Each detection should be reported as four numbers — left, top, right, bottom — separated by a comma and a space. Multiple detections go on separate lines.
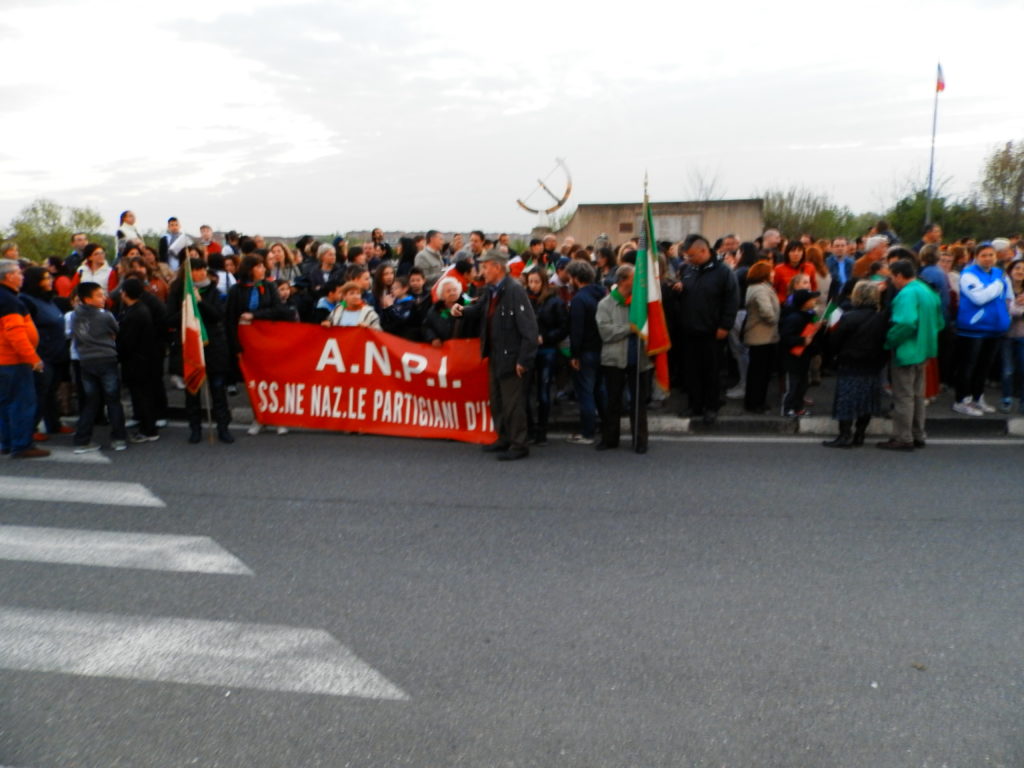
246, 281, 264, 311
610, 286, 631, 306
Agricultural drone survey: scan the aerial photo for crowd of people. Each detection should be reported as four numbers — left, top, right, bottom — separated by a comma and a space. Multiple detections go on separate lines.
0, 213, 1021, 459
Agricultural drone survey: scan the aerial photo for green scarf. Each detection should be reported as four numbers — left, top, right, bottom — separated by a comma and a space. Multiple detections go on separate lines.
610, 286, 630, 306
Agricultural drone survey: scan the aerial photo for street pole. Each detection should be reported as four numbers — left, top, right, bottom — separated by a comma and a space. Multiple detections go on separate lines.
925, 69, 941, 225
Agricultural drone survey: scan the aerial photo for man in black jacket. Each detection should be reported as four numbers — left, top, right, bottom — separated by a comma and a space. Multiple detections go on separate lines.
453, 249, 538, 460
675, 234, 740, 424
117, 279, 159, 442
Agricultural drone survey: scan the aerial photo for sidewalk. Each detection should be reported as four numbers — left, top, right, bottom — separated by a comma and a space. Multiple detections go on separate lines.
163, 374, 1024, 439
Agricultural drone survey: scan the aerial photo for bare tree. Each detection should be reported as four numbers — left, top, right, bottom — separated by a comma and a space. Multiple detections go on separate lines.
687, 167, 725, 201
980, 140, 1024, 231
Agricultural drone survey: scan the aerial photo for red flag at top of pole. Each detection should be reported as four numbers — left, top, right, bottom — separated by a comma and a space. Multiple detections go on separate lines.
936, 63, 945, 93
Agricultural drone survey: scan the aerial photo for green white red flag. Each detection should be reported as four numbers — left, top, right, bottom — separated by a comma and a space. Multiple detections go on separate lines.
182, 261, 208, 395
629, 192, 672, 391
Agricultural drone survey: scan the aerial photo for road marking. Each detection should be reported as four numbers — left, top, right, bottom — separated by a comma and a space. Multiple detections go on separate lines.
0, 525, 253, 575
646, 435, 1022, 446
0, 477, 164, 508
33, 446, 112, 464
0, 607, 408, 700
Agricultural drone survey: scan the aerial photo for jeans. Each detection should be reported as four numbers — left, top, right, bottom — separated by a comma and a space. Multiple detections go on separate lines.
33, 360, 62, 432
75, 359, 127, 445
0, 363, 38, 453
572, 348, 605, 439
1001, 337, 1024, 400
954, 335, 1001, 402
527, 347, 558, 437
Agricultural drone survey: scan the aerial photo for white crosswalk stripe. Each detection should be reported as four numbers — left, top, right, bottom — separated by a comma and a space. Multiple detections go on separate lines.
0, 476, 164, 508
0, 525, 253, 575
28, 446, 112, 464
0, 606, 408, 700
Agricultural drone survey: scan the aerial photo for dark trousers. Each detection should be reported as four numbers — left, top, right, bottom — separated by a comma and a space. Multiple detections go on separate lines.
601, 365, 650, 452
682, 334, 722, 415
782, 353, 811, 414
124, 364, 158, 437
33, 361, 62, 433
954, 335, 1001, 402
571, 348, 605, 439
150, 346, 168, 420
744, 343, 776, 411
75, 359, 127, 445
527, 348, 558, 439
0, 363, 37, 452
185, 373, 231, 428
489, 368, 529, 451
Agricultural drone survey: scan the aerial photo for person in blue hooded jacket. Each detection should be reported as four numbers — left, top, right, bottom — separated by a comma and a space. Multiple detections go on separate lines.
953, 242, 1012, 416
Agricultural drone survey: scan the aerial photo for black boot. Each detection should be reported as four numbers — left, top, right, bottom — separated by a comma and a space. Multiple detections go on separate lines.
851, 416, 870, 447
188, 425, 201, 444
822, 420, 853, 448
217, 424, 235, 444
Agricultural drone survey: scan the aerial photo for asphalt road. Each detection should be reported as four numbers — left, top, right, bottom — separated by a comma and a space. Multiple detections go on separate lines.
1, 429, 1021, 767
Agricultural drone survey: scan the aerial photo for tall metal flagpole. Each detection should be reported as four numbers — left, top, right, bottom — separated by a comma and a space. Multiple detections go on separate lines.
635, 172, 648, 449
925, 63, 942, 225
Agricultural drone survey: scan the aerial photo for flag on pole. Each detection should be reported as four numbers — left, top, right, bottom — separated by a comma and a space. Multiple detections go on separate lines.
182, 260, 208, 395
936, 63, 945, 93
629, 190, 672, 392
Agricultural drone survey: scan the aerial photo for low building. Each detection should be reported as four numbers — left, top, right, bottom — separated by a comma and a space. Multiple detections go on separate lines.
550, 199, 764, 247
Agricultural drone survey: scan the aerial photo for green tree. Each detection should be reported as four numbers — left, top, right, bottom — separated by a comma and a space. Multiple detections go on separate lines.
4, 198, 110, 263
759, 186, 857, 239
979, 139, 1024, 233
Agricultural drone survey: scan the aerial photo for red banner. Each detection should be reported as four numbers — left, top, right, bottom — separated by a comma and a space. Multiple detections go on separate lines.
238, 322, 496, 443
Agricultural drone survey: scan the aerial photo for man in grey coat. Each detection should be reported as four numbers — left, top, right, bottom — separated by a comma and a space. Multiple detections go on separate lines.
454, 249, 538, 460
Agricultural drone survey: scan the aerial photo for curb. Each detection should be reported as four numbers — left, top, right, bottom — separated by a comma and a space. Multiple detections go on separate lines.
164, 405, 1023, 440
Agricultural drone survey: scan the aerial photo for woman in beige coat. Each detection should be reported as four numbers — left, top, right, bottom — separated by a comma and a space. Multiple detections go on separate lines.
742, 261, 781, 413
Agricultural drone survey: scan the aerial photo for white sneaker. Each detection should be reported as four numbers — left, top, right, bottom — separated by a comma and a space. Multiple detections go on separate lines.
952, 399, 983, 416
125, 419, 139, 429
725, 385, 745, 399
565, 434, 595, 445
247, 423, 262, 436
276, 426, 289, 435
974, 396, 996, 414
111, 440, 128, 452
155, 419, 168, 428
73, 443, 101, 454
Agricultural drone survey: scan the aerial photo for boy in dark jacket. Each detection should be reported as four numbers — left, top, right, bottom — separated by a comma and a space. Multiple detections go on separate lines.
72, 282, 128, 452
779, 289, 821, 418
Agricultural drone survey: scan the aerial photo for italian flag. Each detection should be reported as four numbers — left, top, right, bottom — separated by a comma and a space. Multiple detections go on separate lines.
629, 194, 672, 392
182, 261, 208, 395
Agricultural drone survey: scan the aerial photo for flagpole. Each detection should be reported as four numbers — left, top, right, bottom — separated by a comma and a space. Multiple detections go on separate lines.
925, 66, 941, 225
202, 379, 215, 444
635, 173, 648, 450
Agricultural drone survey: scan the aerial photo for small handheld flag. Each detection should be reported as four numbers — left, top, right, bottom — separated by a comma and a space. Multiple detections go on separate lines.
936, 63, 945, 93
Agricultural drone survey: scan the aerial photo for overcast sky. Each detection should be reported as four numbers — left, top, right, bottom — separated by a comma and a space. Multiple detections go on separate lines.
2, 0, 1021, 237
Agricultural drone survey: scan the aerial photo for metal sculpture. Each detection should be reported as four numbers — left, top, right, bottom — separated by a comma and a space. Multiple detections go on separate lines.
516, 158, 572, 215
